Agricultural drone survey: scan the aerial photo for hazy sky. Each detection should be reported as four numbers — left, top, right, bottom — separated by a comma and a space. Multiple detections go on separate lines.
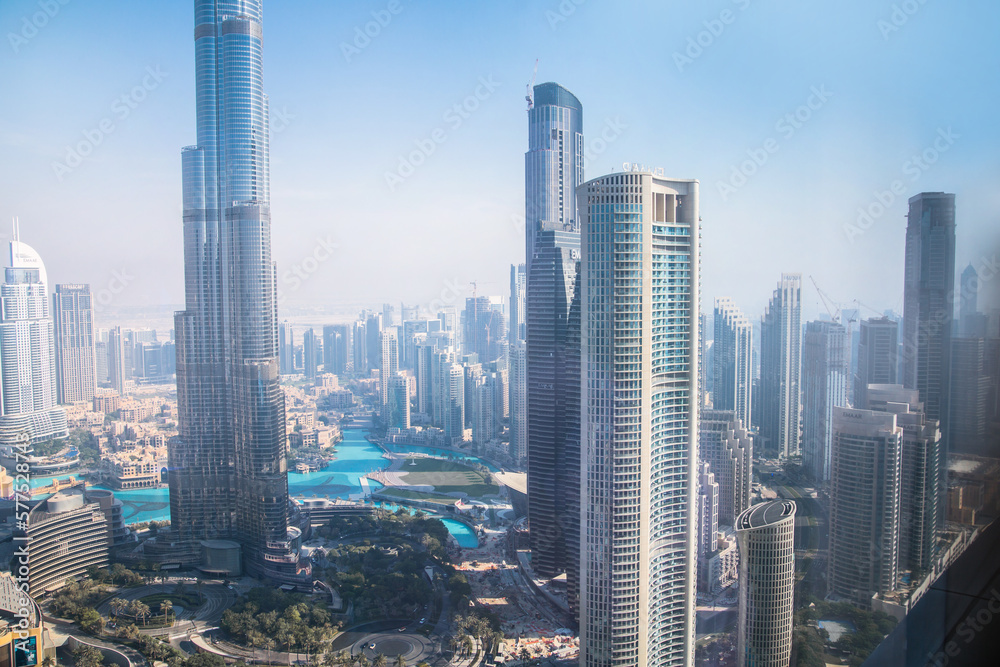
1, 0, 998, 329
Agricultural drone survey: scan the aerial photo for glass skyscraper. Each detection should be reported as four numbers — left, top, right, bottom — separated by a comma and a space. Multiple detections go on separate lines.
524, 82, 585, 620
758, 274, 802, 457
168, 0, 302, 580
579, 171, 699, 666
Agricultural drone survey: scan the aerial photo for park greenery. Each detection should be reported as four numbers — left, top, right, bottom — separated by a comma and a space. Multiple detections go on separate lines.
791, 600, 897, 667
221, 587, 341, 658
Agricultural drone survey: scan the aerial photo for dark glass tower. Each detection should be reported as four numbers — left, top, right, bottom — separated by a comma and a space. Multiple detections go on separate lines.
169, 0, 300, 579
525, 82, 584, 623
902, 192, 956, 430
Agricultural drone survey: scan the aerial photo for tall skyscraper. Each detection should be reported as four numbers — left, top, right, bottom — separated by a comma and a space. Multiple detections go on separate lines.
387, 373, 410, 430
414, 342, 433, 417
828, 406, 901, 606
322, 323, 351, 376
959, 263, 987, 338
53, 283, 97, 404
758, 274, 802, 457
379, 328, 399, 413
579, 172, 699, 666
801, 320, 849, 482
736, 500, 796, 667
169, 0, 301, 580
107, 326, 128, 395
699, 409, 753, 525
303, 328, 317, 380
0, 231, 68, 448
508, 339, 527, 462
902, 192, 956, 434
713, 297, 753, 427
444, 362, 465, 443
867, 384, 941, 573
525, 82, 584, 617
855, 316, 899, 410
278, 321, 293, 375
509, 264, 528, 463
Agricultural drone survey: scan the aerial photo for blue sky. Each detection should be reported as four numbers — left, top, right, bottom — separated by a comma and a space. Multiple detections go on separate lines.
1, 0, 998, 327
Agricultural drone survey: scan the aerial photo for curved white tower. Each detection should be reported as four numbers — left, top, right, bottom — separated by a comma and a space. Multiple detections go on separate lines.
0, 226, 68, 448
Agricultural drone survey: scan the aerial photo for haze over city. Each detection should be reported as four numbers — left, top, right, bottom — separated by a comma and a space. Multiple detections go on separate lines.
2, 0, 998, 327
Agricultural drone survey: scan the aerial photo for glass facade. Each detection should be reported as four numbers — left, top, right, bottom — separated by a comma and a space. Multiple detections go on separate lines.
525, 82, 585, 620
170, 0, 300, 580
579, 172, 698, 666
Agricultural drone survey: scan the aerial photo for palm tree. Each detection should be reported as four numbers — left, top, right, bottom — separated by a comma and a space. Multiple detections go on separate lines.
130, 599, 150, 626
373, 654, 387, 667
160, 599, 173, 622
395, 654, 406, 667
109, 597, 127, 620
358, 654, 370, 667
263, 637, 276, 667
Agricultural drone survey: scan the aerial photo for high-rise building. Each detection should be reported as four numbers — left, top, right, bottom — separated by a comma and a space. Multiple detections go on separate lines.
959, 263, 988, 338
463, 296, 505, 364
735, 500, 797, 667
414, 342, 433, 417
352, 319, 367, 374
697, 462, 719, 562
509, 264, 528, 463
579, 172, 699, 666
387, 372, 410, 430
867, 384, 941, 573
169, 0, 301, 580
322, 323, 351, 376
902, 192, 956, 435
524, 82, 584, 618
0, 232, 68, 448
303, 328, 318, 380
855, 316, 899, 410
431, 347, 456, 428
278, 321, 293, 375
699, 409, 753, 525
53, 283, 97, 404
713, 297, 753, 427
828, 406, 901, 606
508, 339, 527, 462
444, 362, 465, 443
365, 311, 383, 372
758, 274, 802, 457
107, 326, 128, 395
948, 338, 990, 456
379, 328, 399, 412
801, 320, 849, 482
401, 319, 429, 370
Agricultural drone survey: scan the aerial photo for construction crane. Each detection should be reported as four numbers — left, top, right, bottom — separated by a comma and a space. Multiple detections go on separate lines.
808, 275, 842, 324
525, 59, 538, 110
854, 299, 885, 319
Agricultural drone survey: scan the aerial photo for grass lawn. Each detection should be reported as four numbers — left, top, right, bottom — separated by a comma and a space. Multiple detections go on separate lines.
399, 458, 500, 497
380, 488, 459, 505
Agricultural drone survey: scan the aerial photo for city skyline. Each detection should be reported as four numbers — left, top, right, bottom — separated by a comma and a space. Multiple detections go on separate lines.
2, 1, 998, 328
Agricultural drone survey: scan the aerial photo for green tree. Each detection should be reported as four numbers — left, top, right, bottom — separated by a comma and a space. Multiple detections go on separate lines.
72, 645, 105, 667
160, 598, 174, 621
373, 654, 387, 667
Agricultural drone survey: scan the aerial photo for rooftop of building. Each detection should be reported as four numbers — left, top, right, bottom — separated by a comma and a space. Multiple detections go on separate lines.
736, 499, 796, 531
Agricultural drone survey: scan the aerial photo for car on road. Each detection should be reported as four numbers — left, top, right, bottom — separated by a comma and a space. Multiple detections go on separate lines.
419, 617, 426, 624
398, 626, 407, 632
368, 643, 376, 650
